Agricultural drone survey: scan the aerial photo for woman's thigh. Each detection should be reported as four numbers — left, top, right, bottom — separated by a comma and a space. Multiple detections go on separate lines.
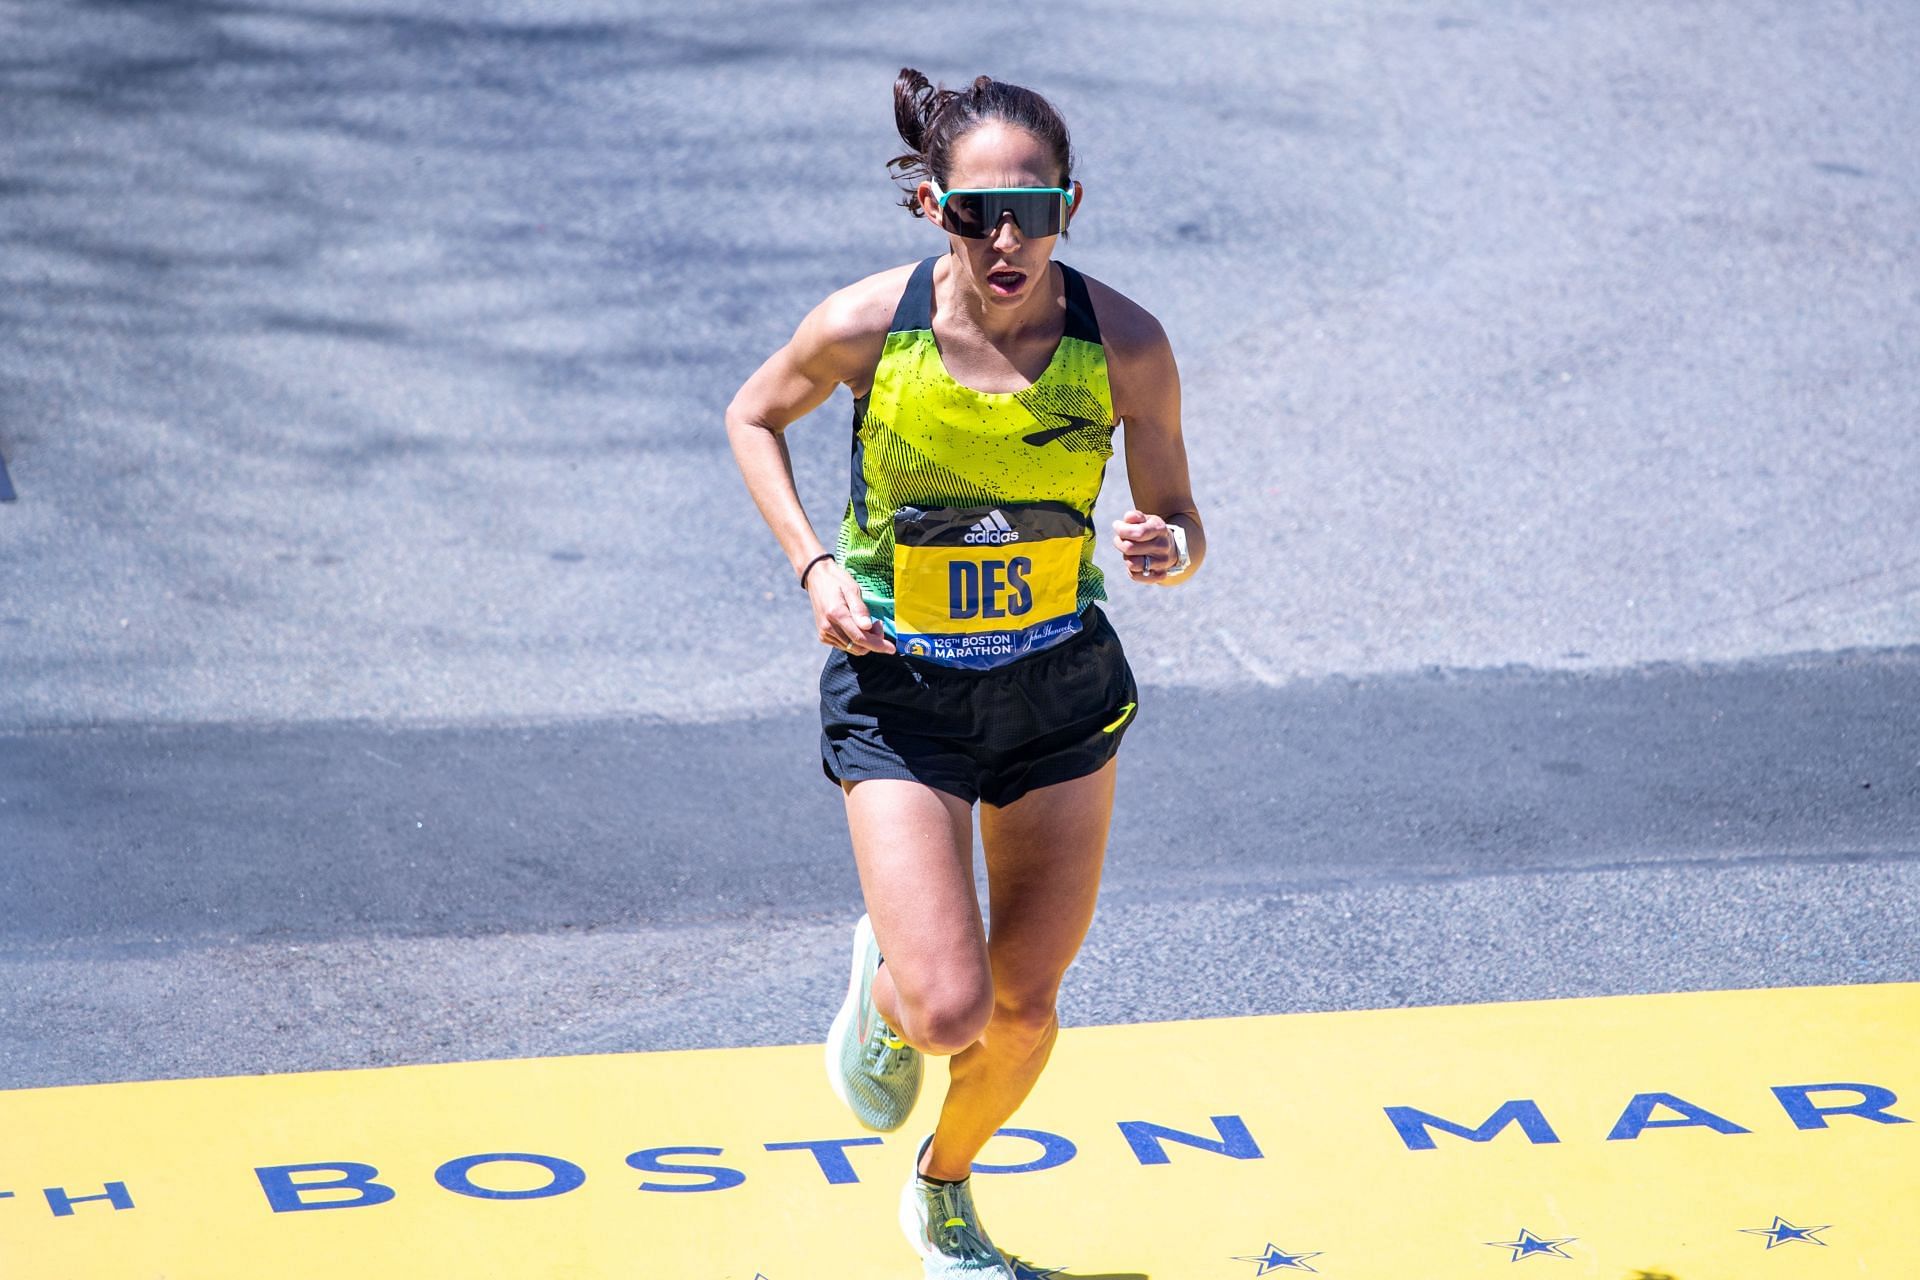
977, 755, 1119, 1009
841, 777, 989, 1005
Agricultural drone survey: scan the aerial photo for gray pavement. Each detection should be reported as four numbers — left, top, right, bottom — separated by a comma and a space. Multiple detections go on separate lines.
2, 0, 1916, 725
4, 644, 1916, 1086
2, 1, 1917, 1090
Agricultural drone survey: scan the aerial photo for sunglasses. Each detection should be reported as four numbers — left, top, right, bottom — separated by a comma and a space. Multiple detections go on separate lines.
929, 180, 1075, 239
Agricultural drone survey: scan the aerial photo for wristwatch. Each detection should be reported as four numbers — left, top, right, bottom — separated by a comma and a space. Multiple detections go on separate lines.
1165, 522, 1191, 575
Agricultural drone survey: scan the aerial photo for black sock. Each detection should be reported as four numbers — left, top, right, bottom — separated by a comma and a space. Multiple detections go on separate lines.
918, 1169, 967, 1186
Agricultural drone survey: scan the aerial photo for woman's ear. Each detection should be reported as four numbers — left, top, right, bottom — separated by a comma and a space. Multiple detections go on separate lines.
916, 181, 941, 222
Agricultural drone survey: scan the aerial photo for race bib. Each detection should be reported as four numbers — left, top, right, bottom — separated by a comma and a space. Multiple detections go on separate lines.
892, 502, 1088, 669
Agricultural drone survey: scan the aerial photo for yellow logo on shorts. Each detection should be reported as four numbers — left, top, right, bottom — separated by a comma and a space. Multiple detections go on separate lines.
905, 637, 932, 657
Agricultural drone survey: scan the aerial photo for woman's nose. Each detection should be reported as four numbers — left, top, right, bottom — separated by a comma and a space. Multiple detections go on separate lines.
990, 213, 1024, 251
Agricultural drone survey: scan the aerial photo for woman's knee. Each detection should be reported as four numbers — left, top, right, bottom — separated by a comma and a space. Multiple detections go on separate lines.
895, 979, 995, 1056
987, 991, 1060, 1051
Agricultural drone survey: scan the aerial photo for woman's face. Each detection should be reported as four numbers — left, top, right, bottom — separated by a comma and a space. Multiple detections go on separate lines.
918, 121, 1082, 309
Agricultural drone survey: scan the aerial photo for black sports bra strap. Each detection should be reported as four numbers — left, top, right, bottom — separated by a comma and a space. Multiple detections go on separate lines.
887, 255, 939, 333
1058, 262, 1101, 344
885, 254, 1100, 344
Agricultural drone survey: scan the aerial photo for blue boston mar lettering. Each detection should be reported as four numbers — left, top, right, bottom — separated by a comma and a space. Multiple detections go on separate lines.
256, 1163, 396, 1213
1607, 1092, 1751, 1140
625, 1146, 747, 1193
42, 1182, 135, 1217
1385, 1100, 1560, 1150
763, 1137, 884, 1185
435, 1152, 586, 1200
1772, 1081, 1912, 1130
969, 1127, 1077, 1175
1117, 1115, 1263, 1166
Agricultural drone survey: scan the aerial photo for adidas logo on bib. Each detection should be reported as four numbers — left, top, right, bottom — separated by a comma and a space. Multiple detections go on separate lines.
962, 510, 1020, 545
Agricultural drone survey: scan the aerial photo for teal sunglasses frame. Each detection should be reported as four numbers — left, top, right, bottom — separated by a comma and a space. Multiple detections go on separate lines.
929, 179, 1076, 238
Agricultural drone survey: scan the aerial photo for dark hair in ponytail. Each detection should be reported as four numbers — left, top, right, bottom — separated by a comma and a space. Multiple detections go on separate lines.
887, 69, 1077, 237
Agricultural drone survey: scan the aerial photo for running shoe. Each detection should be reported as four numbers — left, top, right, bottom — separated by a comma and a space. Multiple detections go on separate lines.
899, 1133, 1015, 1278
824, 912, 923, 1131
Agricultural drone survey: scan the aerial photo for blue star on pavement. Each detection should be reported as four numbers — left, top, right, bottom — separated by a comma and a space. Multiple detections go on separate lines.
1740, 1216, 1831, 1248
1486, 1228, 1577, 1261
1232, 1243, 1323, 1274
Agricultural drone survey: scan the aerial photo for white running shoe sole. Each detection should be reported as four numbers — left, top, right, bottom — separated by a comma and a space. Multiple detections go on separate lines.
898, 1170, 937, 1266
823, 912, 875, 1112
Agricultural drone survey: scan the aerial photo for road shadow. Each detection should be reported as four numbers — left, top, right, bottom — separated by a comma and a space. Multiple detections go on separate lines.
0, 0, 898, 482
1011, 1267, 1148, 1280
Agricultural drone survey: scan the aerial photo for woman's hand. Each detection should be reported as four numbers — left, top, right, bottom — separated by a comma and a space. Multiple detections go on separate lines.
1113, 509, 1179, 583
808, 560, 896, 655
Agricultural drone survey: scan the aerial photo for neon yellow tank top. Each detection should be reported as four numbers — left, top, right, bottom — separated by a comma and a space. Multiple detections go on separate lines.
833, 254, 1114, 669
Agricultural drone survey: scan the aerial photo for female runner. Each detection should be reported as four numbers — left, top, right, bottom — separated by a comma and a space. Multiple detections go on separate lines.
725, 69, 1204, 1277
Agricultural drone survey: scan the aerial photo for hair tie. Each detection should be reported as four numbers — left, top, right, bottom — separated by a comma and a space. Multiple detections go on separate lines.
799, 551, 836, 589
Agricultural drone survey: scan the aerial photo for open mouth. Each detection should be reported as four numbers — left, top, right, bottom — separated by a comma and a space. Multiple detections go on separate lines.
986, 268, 1026, 296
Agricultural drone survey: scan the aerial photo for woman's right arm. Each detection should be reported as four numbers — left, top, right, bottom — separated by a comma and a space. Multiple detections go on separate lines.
725, 286, 897, 655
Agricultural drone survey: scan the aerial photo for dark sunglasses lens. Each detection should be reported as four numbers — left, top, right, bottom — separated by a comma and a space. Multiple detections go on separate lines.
941, 192, 990, 237
941, 191, 1064, 238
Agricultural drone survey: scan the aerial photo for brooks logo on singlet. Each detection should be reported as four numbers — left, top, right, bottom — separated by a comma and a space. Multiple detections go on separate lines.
1022, 414, 1100, 447
962, 510, 1019, 545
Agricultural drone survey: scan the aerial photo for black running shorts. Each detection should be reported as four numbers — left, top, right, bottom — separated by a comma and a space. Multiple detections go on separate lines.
819, 603, 1140, 808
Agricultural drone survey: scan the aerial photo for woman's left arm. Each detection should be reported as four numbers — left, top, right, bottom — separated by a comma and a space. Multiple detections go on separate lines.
1109, 309, 1205, 586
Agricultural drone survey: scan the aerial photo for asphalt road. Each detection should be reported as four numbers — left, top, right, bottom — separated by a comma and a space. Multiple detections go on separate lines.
5, 643, 1916, 1086
1, 1, 1916, 1089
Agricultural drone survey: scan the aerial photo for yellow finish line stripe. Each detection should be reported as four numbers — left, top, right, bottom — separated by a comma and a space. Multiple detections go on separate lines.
1, 983, 1914, 1278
